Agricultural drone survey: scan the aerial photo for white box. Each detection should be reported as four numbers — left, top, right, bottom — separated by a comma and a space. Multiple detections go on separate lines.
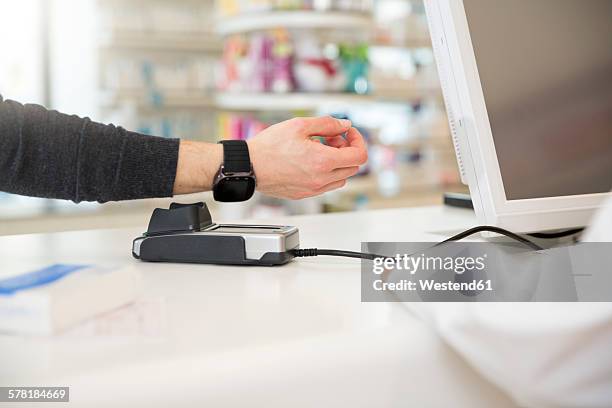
0, 264, 141, 335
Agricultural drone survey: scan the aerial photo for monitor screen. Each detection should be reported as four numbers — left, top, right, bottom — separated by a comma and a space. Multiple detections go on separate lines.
463, 0, 612, 200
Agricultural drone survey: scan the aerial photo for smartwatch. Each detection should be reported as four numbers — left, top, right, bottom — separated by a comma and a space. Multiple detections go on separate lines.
212, 140, 256, 202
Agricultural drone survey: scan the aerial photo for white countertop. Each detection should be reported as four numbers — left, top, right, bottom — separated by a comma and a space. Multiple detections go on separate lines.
0, 206, 516, 407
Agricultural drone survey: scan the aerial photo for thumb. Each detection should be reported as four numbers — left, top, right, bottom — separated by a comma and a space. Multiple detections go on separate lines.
289, 116, 352, 137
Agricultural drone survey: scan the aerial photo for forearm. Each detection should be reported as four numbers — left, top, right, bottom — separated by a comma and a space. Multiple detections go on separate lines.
0, 96, 179, 202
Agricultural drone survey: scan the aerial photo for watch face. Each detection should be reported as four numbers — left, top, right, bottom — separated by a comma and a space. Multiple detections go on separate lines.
213, 176, 256, 202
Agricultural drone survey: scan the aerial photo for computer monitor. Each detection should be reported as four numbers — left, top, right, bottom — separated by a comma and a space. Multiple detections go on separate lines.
425, 0, 612, 232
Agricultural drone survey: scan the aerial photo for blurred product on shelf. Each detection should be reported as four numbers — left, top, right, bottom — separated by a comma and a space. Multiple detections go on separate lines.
218, 31, 369, 94
216, 0, 372, 17
103, 57, 216, 94
293, 36, 345, 93
270, 30, 295, 92
339, 43, 369, 94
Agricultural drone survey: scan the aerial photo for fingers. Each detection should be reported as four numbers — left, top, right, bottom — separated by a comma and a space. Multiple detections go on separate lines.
289, 116, 351, 137
315, 127, 368, 168
344, 127, 367, 152
324, 135, 349, 148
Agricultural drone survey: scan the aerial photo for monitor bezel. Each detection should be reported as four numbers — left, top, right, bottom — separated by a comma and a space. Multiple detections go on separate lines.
425, 0, 611, 232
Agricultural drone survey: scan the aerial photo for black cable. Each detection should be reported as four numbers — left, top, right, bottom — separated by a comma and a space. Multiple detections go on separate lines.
291, 225, 543, 260
439, 225, 543, 250
528, 228, 584, 239
291, 248, 386, 260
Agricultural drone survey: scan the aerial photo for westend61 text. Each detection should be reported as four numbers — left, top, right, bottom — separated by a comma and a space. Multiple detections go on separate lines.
373, 279, 493, 292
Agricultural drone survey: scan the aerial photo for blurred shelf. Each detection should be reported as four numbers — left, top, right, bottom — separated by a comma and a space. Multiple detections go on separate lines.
370, 76, 442, 100
215, 92, 373, 111
99, 31, 221, 53
372, 37, 433, 48
101, 90, 216, 109
324, 184, 467, 212
358, 190, 446, 210
341, 167, 453, 195
215, 11, 373, 35
372, 88, 443, 102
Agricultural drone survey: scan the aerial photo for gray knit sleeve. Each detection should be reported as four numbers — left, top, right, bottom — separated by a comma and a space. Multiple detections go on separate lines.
0, 95, 180, 203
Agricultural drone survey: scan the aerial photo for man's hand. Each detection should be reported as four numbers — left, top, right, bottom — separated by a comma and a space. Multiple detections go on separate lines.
248, 117, 368, 199
173, 116, 368, 200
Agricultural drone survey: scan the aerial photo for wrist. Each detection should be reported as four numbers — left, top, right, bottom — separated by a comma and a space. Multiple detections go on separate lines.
173, 140, 223, 195
247, 139, 265, 190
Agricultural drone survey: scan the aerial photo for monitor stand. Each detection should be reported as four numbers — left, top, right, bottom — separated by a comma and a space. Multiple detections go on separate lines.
442, 192, 584, 249
443, 192, 473, 209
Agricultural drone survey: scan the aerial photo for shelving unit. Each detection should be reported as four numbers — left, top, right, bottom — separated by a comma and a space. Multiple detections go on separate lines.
99, 31, 222, 53
215, 11, 373, 35
215, 92, 373, 111
96, 0, 221, 141
214, 7, 376, 101
101, 89, 216, 110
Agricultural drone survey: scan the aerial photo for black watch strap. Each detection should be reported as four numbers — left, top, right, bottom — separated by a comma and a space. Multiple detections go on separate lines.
219, 140, 251, 173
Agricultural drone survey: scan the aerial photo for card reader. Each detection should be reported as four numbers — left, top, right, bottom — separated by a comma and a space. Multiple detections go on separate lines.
132, 203, 545, 267
132, 202, 299, 266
